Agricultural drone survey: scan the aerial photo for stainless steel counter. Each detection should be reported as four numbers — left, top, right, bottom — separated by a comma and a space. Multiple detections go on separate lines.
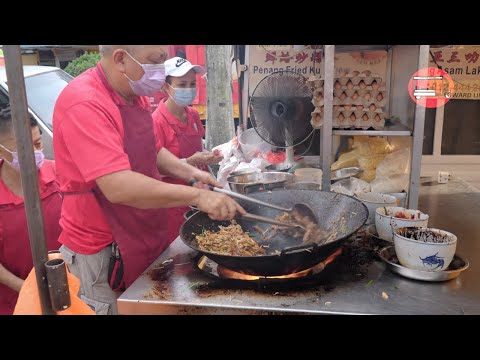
118, 177, 480, 315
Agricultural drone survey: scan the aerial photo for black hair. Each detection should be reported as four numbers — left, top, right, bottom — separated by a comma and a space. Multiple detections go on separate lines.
0, 105, 38, 135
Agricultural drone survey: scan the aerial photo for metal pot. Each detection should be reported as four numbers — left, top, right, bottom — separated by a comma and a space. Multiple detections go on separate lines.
227, 171, 295, 194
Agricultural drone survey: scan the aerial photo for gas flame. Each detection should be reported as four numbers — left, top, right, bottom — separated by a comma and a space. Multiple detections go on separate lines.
217, 248, 343, 281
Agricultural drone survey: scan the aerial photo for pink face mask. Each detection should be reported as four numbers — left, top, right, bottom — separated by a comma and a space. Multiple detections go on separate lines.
123, 51, 166, 96
0, 144, 45, 170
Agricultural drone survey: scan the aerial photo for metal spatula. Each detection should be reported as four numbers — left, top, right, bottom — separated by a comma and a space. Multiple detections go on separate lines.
189, 180, 318, 224
209, 186, 318, 224
240, 212, 307, 232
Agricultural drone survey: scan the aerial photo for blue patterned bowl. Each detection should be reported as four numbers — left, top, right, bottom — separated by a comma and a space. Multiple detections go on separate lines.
394, 227, 457, 272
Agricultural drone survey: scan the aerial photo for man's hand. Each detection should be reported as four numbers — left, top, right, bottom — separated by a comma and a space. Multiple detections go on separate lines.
157, 148, 221, 184
191, 169, 222, 188
187, 151, 223, 167
195, 190, 246, 221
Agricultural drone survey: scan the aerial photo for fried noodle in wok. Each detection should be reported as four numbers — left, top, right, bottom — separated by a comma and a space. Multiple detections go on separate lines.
195, 221, 266, 256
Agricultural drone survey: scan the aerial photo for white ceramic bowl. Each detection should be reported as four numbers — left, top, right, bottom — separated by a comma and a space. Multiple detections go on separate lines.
394, 227, 457, 272
355, 192, 398, 224
375, 206, 429, 242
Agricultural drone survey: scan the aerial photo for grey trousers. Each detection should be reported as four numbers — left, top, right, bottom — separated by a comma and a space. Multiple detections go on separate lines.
59, 244, 121, 315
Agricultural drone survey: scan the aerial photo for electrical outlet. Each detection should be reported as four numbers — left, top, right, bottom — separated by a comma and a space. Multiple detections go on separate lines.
438, 171, 450, 184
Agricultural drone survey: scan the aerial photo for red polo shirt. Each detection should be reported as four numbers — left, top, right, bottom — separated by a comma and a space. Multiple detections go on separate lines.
152, 99, 205, 156
0, 159, 62, 314
53, 63, 152, 255
0, 160, 58, 206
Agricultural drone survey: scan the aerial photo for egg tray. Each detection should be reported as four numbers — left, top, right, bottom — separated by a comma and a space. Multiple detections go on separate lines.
313, 112, 385, 130
333, 95, 387, 108
334, 104, 384, 113
307, 77, 324, 89
335, 76, 383, 87
334, 112, 385, 130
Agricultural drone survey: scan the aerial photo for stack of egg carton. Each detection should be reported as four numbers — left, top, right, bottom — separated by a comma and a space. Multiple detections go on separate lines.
307, 76, 324, 129
333, 70, 387, 130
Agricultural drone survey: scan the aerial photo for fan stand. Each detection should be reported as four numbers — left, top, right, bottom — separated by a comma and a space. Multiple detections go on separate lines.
285, 147, 295, 164
285, 129, 295, 164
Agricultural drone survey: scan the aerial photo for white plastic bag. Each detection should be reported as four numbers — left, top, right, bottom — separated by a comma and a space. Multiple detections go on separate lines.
331, 177, 371, 196
247, 157, 270, 171
370, 146, 411, 193
213, 140, 236, 166
348, 178, 371, 194
370, 174, 409, 193
216, 160, 239, 189
375, 148, 411, 178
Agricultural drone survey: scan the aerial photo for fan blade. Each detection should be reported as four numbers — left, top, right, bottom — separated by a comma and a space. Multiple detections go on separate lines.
249, 70, 315, 147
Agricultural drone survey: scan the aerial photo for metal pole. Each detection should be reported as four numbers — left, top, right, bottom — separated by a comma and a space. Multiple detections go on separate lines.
384, 46, 393, 115
234, 45, 243, 130
241, 45, 250, 129
408, 45, 430, 209
3, 45, 54, 315
321, 45, 335, 192
45, 258, 71, 312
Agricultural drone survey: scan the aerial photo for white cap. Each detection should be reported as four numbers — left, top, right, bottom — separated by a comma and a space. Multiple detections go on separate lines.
164, 57, 206, 77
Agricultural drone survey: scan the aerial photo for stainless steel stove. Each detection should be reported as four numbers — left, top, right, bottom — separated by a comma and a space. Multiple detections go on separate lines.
117, 178, 480, 315
118, 228, 477, 315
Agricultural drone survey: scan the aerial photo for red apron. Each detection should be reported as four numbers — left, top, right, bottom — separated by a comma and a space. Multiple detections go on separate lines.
92, 67, 169, 289
0, 181, 62, 315
158, 109, 206, 244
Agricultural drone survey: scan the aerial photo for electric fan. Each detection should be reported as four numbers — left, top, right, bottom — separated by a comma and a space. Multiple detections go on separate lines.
249, 70, 315, 165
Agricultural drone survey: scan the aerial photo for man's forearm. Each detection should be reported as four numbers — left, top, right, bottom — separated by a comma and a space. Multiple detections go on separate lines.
0, 263, 24, 292
96, 170, 203, 209
156, 148, 197, 182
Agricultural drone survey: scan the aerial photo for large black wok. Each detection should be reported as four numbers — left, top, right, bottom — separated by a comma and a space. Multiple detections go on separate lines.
180, 189, 368, 276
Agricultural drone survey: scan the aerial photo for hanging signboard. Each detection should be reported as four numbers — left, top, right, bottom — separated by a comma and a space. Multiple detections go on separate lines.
429, 46, 480, 100
248, 45, 388, 95
248, 45, 322, 95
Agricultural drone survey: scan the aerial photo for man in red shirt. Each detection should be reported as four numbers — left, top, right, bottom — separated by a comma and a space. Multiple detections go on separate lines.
53, 45, 244, 315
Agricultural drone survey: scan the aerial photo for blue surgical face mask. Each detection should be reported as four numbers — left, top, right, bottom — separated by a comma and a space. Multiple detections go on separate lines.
123, 51, 166, 96
168, 84, 197, 107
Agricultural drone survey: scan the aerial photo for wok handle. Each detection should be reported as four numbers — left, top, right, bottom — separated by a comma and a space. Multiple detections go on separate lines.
280, 243, 318, 255
212, 187, 291, 212
241, 213, 299, 228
